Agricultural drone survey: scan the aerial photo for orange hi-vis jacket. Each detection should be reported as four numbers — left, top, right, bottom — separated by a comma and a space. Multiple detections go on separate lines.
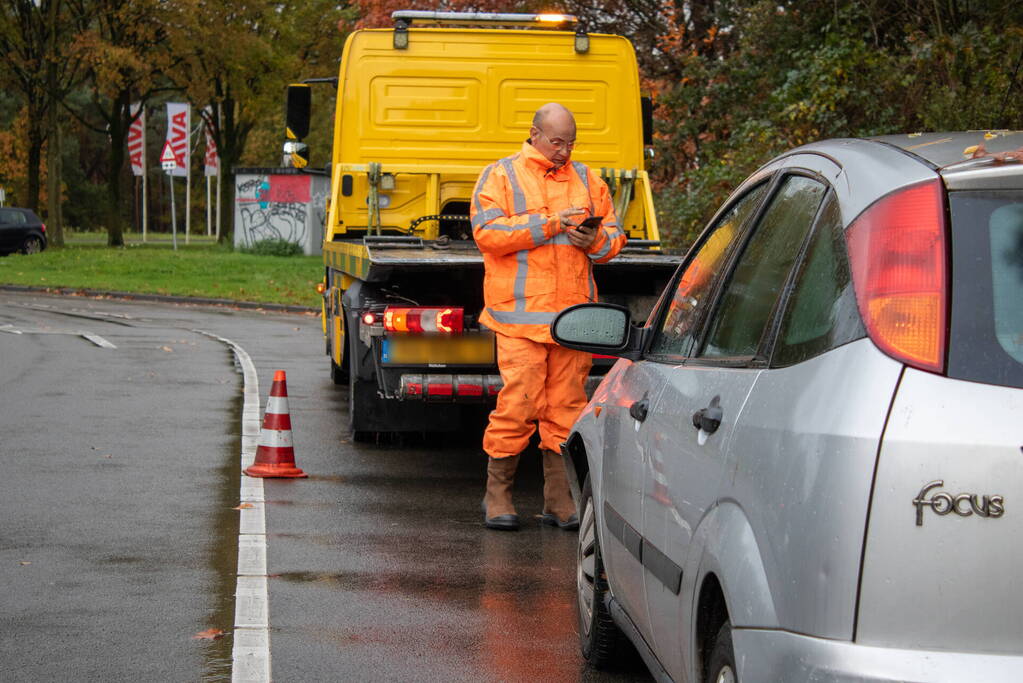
471, 141, 628, 343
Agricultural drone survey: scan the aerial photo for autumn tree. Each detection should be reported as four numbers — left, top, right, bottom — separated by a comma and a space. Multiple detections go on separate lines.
69, 0, 176, 246
0, 0, 83, 245
167, 0, 353, 243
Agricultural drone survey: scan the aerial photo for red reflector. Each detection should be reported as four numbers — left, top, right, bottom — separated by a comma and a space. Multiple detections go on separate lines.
457, 383, 483, 397
592, 354, 617, 359
845, 180, 947, 373
427, 383, 453, 396
407, 383, 422, 395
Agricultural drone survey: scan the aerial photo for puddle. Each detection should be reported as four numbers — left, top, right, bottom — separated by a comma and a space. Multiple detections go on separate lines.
198, 390, 242, 681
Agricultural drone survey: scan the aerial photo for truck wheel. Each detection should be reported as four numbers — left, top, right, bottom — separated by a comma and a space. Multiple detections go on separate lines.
346, 318, 375, 442
329, 306, 349, 386
705, 621, 736, 683
578, 475, 624, 666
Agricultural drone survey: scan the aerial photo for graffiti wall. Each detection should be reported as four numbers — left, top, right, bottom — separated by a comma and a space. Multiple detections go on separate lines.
234, 169, 329, 255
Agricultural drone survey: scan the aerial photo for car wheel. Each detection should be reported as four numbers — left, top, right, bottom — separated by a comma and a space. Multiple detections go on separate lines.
577, 475, 624, 666
21, 236, 42, 255
705, 621, 736, 683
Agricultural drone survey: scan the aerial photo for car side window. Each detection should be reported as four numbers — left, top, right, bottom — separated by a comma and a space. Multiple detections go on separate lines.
647, 182, 769, 358
0, 209, 15, 225
700, 175, 826, 359
772, 193, 866, 366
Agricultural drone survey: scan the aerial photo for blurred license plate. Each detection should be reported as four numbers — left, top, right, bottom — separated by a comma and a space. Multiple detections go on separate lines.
381, 333, 495, 365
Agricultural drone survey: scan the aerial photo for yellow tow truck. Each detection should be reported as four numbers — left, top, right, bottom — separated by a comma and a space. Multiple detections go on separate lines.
287, 11, 677, 439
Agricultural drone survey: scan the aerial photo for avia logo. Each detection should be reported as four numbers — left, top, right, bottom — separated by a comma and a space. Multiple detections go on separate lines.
913, 480, 1004, 527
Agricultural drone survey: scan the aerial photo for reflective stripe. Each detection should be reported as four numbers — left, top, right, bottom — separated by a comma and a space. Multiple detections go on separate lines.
487, 308, 558, 325
588, 237, 613, 261
545, 232, 573, 246
514, 250, 529, 311
588, 270, 596, 301
573, 161, 594, 214
259, 428, 293, 448
265, 396, 289, 415
527, 214, 546, 246
573, 162, 589, 192
472, 206, 506, 228
473, 163, 495, 216
501, 157, 527, 214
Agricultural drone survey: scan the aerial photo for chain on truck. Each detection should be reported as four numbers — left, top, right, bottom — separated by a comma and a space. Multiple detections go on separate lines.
284, 11, 678, 440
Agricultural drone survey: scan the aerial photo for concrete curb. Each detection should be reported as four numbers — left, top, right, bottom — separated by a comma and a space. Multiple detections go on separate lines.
0, 284, 318, 315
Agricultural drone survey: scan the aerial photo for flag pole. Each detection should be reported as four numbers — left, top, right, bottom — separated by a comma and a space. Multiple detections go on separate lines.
185, 104, 191, 245
141, 107, 148, 242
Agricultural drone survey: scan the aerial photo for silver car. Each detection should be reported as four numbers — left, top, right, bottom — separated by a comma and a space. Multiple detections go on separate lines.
552, 132, 1023, 682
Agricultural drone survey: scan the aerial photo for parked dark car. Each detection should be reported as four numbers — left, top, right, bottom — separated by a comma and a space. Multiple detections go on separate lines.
553, 131, 1023, 682
0, 207, 47, 255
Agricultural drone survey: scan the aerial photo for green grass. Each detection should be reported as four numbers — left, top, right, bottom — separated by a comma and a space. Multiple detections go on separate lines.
0, 238, 323, 309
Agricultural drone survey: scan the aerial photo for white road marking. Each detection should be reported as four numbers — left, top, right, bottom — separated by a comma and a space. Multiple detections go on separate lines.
80, 333, 117, 349
194, 329, 271, 683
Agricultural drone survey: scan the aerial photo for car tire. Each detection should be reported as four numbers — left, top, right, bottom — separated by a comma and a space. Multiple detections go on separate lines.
20, 236, 42, 255
577, 475, 624, 666
705, 620, 737, 683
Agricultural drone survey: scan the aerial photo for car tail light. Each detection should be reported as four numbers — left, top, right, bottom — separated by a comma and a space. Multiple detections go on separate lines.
40, 223, 46, 233
383, 306, 464, 334
845, 180, 947, 373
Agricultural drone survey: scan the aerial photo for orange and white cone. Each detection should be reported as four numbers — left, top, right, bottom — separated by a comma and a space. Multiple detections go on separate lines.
244, 370, 307, 478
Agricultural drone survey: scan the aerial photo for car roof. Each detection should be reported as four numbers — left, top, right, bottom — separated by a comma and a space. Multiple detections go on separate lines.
868, 131, 1023, 169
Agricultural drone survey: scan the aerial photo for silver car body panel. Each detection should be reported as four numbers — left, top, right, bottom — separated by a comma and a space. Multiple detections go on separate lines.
592, 357, 665, 642
643, 363, 762, 680
703, 340, 903, 641
858, 368, 1023, 654
733, 627, 1023, 682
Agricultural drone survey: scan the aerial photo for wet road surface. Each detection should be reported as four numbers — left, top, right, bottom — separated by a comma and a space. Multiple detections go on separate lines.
0, 291, 650, 682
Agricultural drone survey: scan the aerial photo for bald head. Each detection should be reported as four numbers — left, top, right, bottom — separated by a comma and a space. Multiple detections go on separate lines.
530, 103, 576, 167
532, 103, 575, 132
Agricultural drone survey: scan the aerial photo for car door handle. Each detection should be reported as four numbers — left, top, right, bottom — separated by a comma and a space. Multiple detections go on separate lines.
629, 398, 649, 422
691, 396, 722, 434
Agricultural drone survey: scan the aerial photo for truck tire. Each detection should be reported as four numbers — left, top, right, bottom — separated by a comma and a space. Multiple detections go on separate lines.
347, 316, 377, 442
330, 307, 349, 386
577, 475, 625, 666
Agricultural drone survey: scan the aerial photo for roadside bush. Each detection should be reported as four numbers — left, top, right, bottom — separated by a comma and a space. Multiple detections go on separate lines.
241, 238, 303, 257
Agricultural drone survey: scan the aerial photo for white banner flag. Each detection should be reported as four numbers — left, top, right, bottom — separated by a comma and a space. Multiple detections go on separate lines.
128, 103, 145, 177
203, 106, 219, 177
165, 102, 190, 178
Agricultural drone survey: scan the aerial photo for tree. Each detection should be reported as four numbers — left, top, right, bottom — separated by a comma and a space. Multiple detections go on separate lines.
0, 0, 83, 246
69, 0, 175, 246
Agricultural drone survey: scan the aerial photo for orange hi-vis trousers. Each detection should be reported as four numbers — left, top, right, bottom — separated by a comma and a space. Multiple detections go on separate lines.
483, 333, 592, 459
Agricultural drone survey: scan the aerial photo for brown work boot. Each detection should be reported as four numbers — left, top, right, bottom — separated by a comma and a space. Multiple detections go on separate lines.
483, 455, 520, 531
541, 449, 579, 530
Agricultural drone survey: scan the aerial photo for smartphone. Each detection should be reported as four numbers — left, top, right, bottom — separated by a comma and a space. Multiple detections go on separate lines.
578, 215, 604, 230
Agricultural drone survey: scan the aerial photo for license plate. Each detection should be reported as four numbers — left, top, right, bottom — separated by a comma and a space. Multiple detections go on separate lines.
381, 332, 495, 365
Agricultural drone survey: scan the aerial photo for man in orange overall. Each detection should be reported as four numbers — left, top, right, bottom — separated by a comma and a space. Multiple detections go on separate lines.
471, 103, 627, 531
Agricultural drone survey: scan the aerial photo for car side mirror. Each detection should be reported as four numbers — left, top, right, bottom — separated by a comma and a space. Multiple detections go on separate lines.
551, 303, 646, 360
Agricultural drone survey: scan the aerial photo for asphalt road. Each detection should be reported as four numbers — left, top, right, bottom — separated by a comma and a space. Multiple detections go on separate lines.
0, 290, 649, 682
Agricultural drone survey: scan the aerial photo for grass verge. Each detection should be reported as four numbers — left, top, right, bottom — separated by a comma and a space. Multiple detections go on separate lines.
0, 241, 322, 309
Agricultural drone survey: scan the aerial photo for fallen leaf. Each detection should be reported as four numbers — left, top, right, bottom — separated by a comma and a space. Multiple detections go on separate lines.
161, 346, 173, 353
964, 144, 981, 157
233, 503, 254, 510
20, 561, 31, 566
192, 628, 226, 640
102, 454, 113, 459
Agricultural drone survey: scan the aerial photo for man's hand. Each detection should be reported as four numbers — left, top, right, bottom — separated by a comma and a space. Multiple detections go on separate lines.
558, 207, 585, 228
566, 222, 598, 249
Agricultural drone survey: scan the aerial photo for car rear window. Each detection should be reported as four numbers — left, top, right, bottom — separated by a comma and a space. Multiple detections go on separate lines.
947, 190, 1023, 389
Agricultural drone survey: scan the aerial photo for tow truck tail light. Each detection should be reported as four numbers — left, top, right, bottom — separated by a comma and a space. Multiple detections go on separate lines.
845, 180, 948, 374
363, 311, 377, 325
383, 306, 464, 334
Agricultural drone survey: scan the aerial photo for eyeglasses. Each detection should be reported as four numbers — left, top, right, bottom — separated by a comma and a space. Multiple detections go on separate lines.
536, 127, 576, 151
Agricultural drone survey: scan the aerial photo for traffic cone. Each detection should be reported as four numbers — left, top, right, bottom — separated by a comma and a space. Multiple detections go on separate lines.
244, 370, 307, 478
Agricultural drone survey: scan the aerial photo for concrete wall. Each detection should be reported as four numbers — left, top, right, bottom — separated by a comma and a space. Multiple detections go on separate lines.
233, 168, 329, 256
